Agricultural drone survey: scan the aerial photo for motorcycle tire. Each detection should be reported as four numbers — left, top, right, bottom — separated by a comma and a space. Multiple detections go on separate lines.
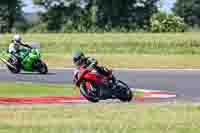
80, 82, 99, 103
114, 80, 133, 102
7, 57, 21, 74
36, 60, 48, 74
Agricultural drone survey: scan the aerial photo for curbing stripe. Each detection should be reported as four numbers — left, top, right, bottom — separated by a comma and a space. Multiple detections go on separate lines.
133, 88, 177, 99
145, 94, 177, 98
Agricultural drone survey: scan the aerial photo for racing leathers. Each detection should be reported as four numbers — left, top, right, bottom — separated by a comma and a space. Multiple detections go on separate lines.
74, 57, 113, 95
78, 57, 111, 77
8, 41, 32, 62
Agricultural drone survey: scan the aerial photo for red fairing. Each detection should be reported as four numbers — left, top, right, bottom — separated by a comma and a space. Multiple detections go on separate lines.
78, 66, 109, 85
85, 81, 92, 90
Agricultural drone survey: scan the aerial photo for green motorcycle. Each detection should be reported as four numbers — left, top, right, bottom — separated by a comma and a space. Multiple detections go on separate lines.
1, 45, 48, 74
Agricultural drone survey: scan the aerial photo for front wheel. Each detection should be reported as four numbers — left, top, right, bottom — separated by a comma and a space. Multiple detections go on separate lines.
113, 80, 133, 102
79, 82, 99, 103
7, 57, 21, 74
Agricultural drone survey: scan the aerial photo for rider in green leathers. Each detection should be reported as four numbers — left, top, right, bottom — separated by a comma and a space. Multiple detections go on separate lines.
8, 34, 32, 62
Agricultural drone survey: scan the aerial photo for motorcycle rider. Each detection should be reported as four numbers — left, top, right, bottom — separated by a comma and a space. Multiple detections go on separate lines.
72, 50, 112, 78
72, 50, 114, 93
8, 34, 32, 62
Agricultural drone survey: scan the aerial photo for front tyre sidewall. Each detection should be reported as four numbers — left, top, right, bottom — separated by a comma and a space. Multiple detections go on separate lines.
80, 82, 99, 103
7, 58, 21, 74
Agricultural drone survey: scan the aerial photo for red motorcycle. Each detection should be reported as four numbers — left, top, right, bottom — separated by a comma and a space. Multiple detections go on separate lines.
73, 66, 133, 103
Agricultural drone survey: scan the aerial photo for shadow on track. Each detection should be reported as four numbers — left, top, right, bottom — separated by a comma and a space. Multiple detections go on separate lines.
18, 72, 56, 75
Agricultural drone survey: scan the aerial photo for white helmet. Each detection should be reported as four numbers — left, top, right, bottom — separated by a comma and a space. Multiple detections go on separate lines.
13, 34, 22, 44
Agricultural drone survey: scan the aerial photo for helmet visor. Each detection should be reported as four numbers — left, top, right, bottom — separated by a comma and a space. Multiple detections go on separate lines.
73, 56, 82, 66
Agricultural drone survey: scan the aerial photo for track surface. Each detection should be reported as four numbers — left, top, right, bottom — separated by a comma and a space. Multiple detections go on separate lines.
0, 69, 200, 101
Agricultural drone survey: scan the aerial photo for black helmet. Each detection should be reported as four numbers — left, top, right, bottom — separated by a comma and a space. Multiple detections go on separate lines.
72, 50, 85, 66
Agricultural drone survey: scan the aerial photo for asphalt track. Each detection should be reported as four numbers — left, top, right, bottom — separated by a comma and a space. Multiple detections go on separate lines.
0, 68, 200, 101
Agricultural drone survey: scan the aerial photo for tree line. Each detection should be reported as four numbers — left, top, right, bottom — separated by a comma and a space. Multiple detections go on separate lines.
0, 0, 199, 33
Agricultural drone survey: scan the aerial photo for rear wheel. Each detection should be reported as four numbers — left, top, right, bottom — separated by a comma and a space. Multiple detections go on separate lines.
80, 82, 99, 103
114, 80, 133, 102
34, 60, 48, 74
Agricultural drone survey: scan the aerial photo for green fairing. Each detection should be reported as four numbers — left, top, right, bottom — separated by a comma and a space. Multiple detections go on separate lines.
19, 48, 41, 71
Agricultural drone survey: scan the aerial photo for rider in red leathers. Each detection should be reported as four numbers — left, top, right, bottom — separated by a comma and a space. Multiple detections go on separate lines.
72, 51, 111, 77
72, 51, 114, 91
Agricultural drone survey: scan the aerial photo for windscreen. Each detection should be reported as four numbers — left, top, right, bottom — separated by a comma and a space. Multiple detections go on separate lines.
27, 42, 41, 49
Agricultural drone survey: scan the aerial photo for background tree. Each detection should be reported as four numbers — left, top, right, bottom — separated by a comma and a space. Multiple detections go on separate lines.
33, 0, 84, 32
0, 0, 23, 32
173, 0, 200, 27
33, 0, 160, 32
150, 11, 187, 32
96, 0, 159, 30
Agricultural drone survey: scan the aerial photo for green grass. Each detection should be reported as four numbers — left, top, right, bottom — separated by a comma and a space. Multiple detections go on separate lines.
44, 54, 200, 68
2, 33, 200, 68
0, 81, 145, 97
2, 53, 200, 68
0, 82, 199, 132
0, 82, 78, 96
1, 33, 200, 54
0, 103, 199, 133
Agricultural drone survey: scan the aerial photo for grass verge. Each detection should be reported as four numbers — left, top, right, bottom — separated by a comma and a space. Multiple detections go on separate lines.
0, 82, 78, 96
0, 82, 199, 132
1, 33, 200, 68
1, 53, 200, 69
44, 54, 200, 68
0, 81, 145, 97
0, 103, 199, 133
1, 33, 200, 54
